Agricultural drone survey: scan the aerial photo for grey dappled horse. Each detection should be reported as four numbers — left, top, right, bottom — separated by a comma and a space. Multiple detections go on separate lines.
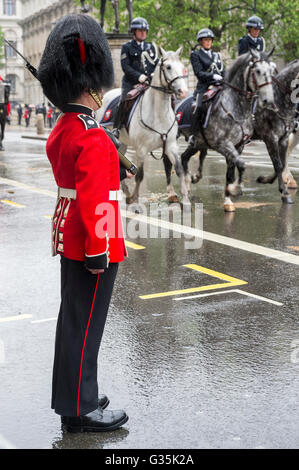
172, 49, 275, 211
98, 46, 189, 204
181, 58, 299, 208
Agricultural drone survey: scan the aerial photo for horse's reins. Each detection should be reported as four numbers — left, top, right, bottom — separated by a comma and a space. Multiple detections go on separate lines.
203, 58, 272, 148
139, 58, 185, 157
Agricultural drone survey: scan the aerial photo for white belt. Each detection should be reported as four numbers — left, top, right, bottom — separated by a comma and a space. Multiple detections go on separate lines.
58, 187, 123, 201
58, 187, 77, 199
109, 190, 123, 201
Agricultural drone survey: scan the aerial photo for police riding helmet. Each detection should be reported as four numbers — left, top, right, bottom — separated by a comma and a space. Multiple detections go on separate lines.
130, 17, 149, 32
246, 15, 264, 30
197, 28, 215, 42
38, 14, 114, 111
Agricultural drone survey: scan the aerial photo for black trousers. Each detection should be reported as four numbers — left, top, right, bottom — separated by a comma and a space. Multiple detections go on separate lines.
51, 256, 119, 416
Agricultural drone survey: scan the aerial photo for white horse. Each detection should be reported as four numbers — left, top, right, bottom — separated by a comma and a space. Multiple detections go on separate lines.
98, 46, 189, 204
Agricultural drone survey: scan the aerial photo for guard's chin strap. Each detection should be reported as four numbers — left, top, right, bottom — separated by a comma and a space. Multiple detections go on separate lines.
89, 89, 103, 109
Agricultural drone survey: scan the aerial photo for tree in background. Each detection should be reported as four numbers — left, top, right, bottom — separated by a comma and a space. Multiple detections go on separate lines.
76, 0, 298, 61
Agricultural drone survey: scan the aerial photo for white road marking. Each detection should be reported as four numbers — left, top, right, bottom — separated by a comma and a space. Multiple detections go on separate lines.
0, 433, 16, 449
125, 211, 299, 266
174, 288, 283, 306
1, 176, 299, 266
31, 317, 57, 324
0, 314, 32, 323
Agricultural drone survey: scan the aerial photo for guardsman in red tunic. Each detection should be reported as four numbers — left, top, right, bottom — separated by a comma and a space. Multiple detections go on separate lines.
38, 14, 131, 433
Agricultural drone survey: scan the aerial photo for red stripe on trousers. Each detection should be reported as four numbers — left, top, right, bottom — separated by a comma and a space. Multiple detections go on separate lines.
76, 273, 100, 416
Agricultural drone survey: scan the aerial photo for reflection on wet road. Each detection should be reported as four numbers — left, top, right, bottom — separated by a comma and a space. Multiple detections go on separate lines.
0, 130, 299, 449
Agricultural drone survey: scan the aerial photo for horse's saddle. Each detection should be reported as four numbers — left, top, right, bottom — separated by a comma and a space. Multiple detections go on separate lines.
202, 85, 223, 103
125, 83, 148, 102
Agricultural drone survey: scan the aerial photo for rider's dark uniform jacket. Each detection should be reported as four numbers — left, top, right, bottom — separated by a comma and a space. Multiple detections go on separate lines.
121, 39, 157, 92
190, 47, 225, 97
238, 34, 265, 56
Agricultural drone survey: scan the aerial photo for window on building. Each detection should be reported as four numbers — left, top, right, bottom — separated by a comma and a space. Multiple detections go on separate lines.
3, 0, 16, 16
6, 74, 16, 94
5, 41, 17, 58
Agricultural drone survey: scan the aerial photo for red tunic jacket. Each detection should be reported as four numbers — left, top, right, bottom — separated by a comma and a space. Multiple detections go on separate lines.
46, 106, 127, 269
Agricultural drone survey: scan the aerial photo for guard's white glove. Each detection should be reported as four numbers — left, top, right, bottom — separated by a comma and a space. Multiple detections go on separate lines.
138, 74, 148, 83
213, 74, 223, 81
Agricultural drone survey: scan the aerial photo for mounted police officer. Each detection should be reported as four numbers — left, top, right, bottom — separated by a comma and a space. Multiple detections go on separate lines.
238, 16, 265, 56
112, 17, 158, 137
189, 28, 225, 142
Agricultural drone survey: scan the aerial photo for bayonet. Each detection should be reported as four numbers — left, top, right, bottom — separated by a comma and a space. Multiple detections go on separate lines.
4, 39, 38, 78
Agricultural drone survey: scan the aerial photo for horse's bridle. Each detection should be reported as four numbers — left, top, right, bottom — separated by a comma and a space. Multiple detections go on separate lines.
223, 58, 273, 99
246, 58, 273, 93
149, 58, 187, 95
139, 58, 186, 156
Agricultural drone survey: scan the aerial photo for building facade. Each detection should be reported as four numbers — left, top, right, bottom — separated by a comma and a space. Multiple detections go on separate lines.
0, 1, 197, 106
20, 0, 79, 105
0, 0, 24, 103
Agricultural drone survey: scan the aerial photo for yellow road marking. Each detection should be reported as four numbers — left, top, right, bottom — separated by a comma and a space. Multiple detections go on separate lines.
125, 240, 146, 250
139, 264, 247, 300
1, 199, 25, 208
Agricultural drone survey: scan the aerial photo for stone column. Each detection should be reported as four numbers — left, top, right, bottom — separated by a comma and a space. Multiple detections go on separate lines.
106, 33, 131, 88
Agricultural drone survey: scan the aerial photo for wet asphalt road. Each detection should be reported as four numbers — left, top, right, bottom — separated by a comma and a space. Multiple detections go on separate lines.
0, 128, 299, 449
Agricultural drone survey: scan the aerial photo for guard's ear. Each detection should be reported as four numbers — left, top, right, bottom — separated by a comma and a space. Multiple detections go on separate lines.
267, 47, 275, 59
175, 46, 183, 58
249, 48, 259, 59
159, 46, 167, 59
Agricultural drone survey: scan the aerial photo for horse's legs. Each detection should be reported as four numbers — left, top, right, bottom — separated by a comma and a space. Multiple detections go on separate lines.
193, 147, 208, 184
162, 155, 178, 203
282, 132, 298, 189
126, 148, 146, 204
217, 143, 246, 212
260, 137, 293, 203
166, 142, 190, 205
181, 144, 198, 190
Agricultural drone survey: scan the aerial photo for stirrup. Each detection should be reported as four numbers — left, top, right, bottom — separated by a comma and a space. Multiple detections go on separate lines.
188, 135, 195, 147
112, 128, 120, 138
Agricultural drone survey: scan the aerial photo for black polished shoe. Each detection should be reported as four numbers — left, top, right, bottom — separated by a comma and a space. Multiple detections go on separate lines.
62, 407, 128, 433
61, 394, 110, 425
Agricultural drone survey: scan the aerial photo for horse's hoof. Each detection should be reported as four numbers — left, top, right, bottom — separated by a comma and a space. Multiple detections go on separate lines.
227, 184, 242, 197
281, 195, 294, 204
168, 195, 179, 203
257, 176, 267, 184
126, 196, 135, 205
287, 178, 298, 189
191, 174, 201, 184
224, 203, 235, 212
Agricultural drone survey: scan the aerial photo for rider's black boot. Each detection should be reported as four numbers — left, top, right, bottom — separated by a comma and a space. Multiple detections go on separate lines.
112, 100, 126, 138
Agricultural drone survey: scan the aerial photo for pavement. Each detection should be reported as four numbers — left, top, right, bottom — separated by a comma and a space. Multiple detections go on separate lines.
0, 128, 299, 449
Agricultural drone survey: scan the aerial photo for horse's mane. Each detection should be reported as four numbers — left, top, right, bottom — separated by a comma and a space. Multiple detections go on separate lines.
225, 53, 251, 83
277, 59, 299, 82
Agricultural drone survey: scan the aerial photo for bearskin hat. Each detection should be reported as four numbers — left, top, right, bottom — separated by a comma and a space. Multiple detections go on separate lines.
38, 14, 114, 110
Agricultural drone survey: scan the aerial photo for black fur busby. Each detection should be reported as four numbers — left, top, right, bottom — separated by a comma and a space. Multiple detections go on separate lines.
38, 14, 114, 110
